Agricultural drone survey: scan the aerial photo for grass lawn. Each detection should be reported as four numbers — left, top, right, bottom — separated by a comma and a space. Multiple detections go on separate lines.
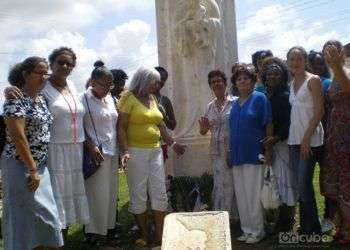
0, 167, 349, 249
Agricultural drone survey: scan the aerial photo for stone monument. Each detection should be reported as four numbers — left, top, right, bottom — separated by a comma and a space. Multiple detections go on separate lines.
162, 211, 231, 249
155, 0, 238, 176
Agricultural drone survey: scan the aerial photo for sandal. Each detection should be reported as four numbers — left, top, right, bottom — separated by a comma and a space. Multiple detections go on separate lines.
135, 238, 148, 248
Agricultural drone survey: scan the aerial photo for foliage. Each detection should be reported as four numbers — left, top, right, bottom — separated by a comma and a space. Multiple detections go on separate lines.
168, 172, 214, 212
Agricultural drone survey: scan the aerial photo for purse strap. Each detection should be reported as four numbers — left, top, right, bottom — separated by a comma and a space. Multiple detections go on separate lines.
84, 93, 101, 145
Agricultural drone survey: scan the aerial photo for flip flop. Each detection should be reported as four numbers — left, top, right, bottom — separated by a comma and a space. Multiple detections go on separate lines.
135, 238, 148, 248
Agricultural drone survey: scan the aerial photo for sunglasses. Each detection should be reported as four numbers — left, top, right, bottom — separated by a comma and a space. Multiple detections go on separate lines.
55, 60, 75, 68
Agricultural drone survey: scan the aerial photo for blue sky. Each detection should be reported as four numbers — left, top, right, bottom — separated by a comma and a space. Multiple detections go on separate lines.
0, 0, 349, 99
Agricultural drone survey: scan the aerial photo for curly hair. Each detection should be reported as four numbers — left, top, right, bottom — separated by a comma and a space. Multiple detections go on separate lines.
207, 70, 227, 86
260, 57, 289, 89
48, 46, 76, 67
231, 63, 257, 86
8, 56, 47, 88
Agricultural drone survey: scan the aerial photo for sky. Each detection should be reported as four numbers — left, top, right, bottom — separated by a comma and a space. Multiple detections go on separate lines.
0, 0, 349, 101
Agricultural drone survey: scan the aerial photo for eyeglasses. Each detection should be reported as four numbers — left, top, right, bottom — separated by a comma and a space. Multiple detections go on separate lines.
55, 60, 75, 68
96, 80, 114, 90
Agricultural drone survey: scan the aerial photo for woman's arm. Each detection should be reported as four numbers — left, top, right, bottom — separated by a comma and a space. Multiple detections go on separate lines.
324, 45, 350, 93
163, 97, 177, 130
117, 112, 130, 167
5, 117, 40, 191
264, 122, 274, 166
301, 76, 324, 158
158, 123, 186, 155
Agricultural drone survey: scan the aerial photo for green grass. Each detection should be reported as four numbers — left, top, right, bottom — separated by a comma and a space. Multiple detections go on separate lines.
0, 168, 349, 249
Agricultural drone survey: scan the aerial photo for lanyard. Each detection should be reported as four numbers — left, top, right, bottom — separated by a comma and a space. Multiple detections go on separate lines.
61, 88, 78, 144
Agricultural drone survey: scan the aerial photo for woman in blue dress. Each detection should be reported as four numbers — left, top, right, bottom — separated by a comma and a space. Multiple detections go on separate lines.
1, 57, 63, 249
228, 63, 273, 244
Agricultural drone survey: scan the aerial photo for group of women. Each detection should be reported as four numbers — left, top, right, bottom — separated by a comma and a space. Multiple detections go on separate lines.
200, 40, 350, 244
0, 47, 184, 250
1, 38, 349, 249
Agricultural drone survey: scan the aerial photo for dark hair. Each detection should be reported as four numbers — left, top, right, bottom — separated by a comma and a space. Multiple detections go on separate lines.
91, 60, 113, 81
308, 50, 323, 64
344, 43, 350, 56
8, 56, 47, 88
252, 50, 273, 70
260, 57, 289, 90
287, 46, 308, 61
322, 40, 343, 53
207, 70, 227, 86
231, 63, 257, 86
155, 66, 168, 82
48, 46, 77, 67
308, 50, 330, 78
110, 69, 128, 84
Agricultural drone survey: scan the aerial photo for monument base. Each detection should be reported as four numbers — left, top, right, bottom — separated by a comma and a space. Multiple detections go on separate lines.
166, 135, 212, 177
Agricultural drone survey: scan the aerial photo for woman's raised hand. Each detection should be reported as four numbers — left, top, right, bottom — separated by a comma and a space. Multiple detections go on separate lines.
324, 45, 344, 70
198, 116, 211, 134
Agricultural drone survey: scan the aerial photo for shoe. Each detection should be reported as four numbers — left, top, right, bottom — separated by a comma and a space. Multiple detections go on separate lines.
236, 234, 249, 242
135, 238, 148, 248
321, 218, 334, 233
245, 235, 263, 244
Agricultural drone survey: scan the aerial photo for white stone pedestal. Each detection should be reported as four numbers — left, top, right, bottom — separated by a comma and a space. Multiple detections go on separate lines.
162, 211, 232, 250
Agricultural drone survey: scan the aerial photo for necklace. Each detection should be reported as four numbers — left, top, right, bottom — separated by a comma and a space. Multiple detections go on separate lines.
60, 87, 78, 144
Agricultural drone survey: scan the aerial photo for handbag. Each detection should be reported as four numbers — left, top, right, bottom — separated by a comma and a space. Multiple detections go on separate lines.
83, 93, 102, 179
260, 165, 281, 210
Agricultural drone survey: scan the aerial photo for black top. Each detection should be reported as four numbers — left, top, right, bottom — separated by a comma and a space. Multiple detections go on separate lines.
269, 89, 291, 142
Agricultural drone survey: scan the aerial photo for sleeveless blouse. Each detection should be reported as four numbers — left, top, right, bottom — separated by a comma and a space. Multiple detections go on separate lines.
288, 76, 324, 146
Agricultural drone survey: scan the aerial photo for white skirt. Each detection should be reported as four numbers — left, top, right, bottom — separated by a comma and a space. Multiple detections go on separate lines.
85, 154, 118, 235
272, 141, 297, 206
48, 143, 90, 228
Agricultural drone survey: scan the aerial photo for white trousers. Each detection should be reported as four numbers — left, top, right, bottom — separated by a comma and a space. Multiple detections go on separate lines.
85, 155, 118, 235
126, 147, 168, 214
232, 164, 264, 237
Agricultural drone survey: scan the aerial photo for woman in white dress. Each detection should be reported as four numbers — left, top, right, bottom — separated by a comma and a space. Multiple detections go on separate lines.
199, 70, 238, 220
43, 47, 89, 239
82, 61, 120, 248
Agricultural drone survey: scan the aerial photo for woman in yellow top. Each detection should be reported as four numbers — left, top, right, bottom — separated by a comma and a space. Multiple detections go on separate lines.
118, 67, 185, 247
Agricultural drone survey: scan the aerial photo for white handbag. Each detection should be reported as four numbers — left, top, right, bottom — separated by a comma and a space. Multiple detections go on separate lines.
260, 165, 281, 210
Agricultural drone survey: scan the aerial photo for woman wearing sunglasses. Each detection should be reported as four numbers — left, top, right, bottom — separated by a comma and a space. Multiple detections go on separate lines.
4, 47, 90, 245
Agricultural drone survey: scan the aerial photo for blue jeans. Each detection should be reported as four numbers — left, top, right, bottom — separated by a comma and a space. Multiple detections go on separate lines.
289, 145, 322, 234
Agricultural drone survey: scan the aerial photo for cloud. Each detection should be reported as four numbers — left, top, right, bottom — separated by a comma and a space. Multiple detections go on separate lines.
236, 3, 350, 63
0, 1, 157, 101
0, 18, 157, 97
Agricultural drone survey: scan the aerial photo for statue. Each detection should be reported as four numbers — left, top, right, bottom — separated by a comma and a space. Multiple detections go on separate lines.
175, 0, 221, 57
155, 0, 238, 176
